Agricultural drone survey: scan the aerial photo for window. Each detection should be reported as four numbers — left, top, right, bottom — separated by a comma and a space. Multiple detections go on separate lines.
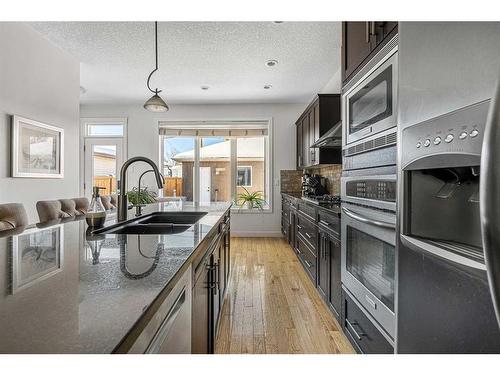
82, 118, 127, 137
159, 120, 271, 210
237, 166, 252, 187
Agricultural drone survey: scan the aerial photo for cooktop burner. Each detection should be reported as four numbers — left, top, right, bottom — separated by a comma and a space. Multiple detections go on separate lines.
302, 195, 341, 205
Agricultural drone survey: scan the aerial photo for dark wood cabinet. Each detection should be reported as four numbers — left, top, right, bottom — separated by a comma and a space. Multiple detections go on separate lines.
192, 212, 231, 354
317, 230, 329, 302
341, 21, 398, 86
192, 255, 210, 354
295, 94, 342, 169
328, 235, 342, 318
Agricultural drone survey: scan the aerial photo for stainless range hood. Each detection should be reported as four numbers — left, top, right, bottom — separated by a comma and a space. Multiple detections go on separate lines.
310, 121, 342, 148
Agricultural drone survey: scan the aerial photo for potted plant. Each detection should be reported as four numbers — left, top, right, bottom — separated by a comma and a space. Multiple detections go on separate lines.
126, 186, 158, 206
237, 187, 266, 210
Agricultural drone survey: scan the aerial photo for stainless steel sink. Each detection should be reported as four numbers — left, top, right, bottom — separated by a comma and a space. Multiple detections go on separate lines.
93, 211, 208, 235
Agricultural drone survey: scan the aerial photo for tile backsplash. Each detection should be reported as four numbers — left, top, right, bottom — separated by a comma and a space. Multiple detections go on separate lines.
307, 165, 342, 196
280, 165, 342, 196
280, 170, 302, 194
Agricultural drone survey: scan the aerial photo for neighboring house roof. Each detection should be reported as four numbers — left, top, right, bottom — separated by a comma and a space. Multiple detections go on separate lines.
172, 138, 264, 162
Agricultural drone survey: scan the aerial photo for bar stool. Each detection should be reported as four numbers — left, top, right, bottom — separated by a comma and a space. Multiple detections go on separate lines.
0, 203, 29, 231
36, 197, 89, 223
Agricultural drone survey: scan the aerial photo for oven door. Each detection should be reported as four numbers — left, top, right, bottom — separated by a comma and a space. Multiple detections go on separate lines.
341, 202, 396, 338
343, 49, 398, 145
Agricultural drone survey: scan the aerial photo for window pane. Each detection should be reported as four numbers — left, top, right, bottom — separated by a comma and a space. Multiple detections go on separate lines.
200, 137, 230, 203
237, 137, 266, 208
163, 136, 195, 199
92, 145, 117, 195
88, 124, 124, 136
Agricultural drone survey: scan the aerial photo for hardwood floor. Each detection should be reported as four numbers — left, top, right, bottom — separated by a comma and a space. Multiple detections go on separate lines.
215, 237, 355, 354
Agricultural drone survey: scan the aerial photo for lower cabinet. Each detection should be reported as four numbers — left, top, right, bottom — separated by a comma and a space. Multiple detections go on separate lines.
192, 212, 231, 354
318, 228, 342, 320
342, 288, 394, 354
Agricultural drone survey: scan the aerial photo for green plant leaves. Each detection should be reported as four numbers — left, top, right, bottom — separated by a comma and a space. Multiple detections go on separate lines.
126, 186, 158, 205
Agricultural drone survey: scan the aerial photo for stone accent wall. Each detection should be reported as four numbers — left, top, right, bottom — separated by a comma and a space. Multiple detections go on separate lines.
308, 165, 342, 196
280, 170, 303, 194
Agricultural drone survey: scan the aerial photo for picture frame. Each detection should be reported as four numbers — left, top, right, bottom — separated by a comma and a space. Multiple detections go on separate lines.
10, 225, 64, 294
11, 115, 64, 178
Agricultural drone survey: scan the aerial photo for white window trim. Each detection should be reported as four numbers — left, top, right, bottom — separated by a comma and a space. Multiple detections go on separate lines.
158, 118, 273, 214
237, 165, 252, 188
79, 117, 128, 197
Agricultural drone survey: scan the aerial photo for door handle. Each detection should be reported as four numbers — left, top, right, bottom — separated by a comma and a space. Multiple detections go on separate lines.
481, 70, 500, 328
342, 207, 396, 229
304, 260, 313, 268
145, 288, 186, 353
346, 319, 366, 341
305, 232, 312, 239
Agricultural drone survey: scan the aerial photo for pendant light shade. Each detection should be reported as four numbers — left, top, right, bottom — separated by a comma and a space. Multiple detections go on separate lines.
144, 92, 169, 112
144, 22, 169, 112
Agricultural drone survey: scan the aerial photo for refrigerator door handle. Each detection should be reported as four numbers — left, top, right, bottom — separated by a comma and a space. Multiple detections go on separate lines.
480, 71, 500, 328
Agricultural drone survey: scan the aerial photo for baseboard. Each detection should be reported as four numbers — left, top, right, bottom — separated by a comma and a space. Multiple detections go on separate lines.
231, 231, 283, 237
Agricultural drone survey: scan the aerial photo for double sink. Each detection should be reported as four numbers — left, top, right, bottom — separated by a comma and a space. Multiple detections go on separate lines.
94, 211, 208, 235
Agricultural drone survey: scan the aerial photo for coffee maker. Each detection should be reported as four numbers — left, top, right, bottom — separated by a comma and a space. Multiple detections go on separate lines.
301, 172, 328, 197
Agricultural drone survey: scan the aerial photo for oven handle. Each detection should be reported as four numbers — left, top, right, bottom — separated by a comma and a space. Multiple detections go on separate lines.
480, 70, 500, 328
342, 207, 395, 229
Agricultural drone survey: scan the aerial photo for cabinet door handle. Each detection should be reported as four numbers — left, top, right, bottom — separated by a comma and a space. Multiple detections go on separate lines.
319, 219, 330, 226
305, 232, 312, 239
304, 260, 313, 268
365, 22, 370, 43
346, 319, 366, 341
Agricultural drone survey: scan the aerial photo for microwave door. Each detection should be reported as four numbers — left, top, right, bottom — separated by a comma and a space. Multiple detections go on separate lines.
480, 72, 500, 329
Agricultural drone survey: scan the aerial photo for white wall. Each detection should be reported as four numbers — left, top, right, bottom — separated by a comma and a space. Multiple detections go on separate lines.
0, 23, 80, 223
80, 102, 305, 236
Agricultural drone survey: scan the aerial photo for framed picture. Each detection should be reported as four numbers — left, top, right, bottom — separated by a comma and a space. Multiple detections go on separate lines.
11, 225, 64, 294
11, 115, 64, 178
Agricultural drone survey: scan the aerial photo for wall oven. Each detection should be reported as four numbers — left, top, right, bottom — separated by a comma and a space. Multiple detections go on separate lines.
341, 168, 397, 340
342, 44, 398, 147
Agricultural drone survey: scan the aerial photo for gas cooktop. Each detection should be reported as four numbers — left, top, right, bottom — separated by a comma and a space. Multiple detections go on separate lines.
302, 195, 341, 206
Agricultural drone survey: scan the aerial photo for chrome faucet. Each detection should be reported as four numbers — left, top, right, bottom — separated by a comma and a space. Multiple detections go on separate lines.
117, 157, 164, 221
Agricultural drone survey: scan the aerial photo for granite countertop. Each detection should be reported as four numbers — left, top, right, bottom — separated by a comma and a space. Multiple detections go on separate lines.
0, 201, 231, 354
281, 192, 341, 217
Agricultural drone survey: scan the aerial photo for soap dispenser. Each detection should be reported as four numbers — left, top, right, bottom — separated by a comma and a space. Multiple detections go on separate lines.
86, 186, 107, 228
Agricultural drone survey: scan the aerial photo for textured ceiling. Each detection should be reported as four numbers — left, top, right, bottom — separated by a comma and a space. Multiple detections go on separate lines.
30, 22, 341, 104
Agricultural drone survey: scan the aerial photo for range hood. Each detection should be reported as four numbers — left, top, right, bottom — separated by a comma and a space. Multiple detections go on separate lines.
310, 121, 342, 148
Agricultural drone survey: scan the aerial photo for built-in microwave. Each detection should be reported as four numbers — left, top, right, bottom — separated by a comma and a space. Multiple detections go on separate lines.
342, 45, 398, 146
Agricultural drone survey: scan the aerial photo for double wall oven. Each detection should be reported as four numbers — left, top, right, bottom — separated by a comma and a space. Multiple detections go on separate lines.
341, 168, 397, 342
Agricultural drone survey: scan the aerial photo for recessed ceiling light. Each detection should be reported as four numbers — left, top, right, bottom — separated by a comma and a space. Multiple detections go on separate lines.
200, 85, 210, 90
266, 59, 279, 67
264, 84, 272, 90
273, 21, 284, 24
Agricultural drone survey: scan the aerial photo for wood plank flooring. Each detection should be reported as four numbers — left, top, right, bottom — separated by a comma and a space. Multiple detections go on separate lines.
215, 237, 355, 354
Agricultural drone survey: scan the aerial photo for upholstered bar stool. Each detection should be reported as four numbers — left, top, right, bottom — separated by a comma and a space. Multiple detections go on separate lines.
36, 197, 89, 223
101, 195, 117, 210
0, 203, 29, 231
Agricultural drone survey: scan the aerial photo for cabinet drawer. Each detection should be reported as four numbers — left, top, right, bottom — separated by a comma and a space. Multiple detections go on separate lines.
297, 236, 317, 282
296, 214, 317, 253
342, 290, 393, 354
297, 202, 316, 220
317, 210, 340, 237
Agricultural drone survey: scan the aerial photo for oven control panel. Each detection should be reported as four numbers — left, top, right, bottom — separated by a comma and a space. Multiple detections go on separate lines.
346, 180, 396, 202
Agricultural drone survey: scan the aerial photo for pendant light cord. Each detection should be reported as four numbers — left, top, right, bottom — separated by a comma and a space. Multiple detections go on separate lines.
146, 21, 160, 94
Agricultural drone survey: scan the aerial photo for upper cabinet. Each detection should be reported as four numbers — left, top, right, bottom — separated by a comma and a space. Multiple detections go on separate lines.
341, 22, 398, 86
296, 94, 342, 169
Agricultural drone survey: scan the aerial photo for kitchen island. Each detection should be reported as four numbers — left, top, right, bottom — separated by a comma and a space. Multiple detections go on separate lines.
0, 201, 231, 354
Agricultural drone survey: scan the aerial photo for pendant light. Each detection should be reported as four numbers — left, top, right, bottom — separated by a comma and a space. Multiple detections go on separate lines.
144, 21, 169, 112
